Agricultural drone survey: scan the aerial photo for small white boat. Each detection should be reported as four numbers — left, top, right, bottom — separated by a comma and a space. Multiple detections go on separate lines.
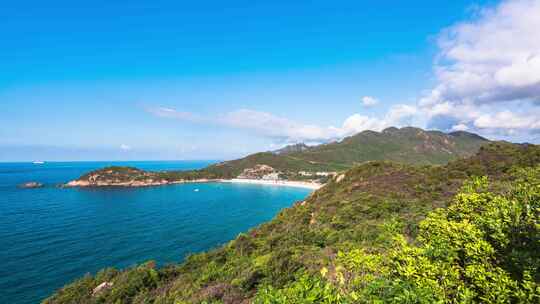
194, 189, 199, 192
32, 161, 45, 164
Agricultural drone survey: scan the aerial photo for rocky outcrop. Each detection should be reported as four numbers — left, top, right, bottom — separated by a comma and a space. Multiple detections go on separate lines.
65, 179, 170, 187
237, 164, 276, 179
92, 281, 113, 296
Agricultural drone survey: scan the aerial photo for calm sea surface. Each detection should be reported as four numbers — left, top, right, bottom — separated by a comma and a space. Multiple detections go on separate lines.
0, 161, 311, 303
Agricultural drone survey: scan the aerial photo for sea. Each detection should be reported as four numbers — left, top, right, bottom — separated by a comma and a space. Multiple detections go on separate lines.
0, 161, 311, 303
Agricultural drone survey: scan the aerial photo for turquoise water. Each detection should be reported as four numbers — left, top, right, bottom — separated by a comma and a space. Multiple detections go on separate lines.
0, 161, 311, 303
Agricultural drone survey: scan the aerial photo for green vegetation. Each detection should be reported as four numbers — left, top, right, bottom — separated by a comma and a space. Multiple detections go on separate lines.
79, 167, 148, 182
191, 127, 488, 178
255, 172, 540, 303
46, 142, 539, 303
284, 127, 487, 168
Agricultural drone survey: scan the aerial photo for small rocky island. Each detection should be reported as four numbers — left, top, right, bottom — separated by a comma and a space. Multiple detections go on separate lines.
19, 181, 44, 188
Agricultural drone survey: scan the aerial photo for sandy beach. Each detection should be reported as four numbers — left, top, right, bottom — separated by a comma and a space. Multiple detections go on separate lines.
220, 178, 323, 190
64, 177, 322, 190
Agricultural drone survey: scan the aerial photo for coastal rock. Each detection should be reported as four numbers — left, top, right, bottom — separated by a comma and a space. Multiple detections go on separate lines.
309, 212, 317, 225
65, 180, 91, 187
19, 182, 43, 188
92, 281, 113, 296
237, 164, 276, 179
65, 179, 170, 187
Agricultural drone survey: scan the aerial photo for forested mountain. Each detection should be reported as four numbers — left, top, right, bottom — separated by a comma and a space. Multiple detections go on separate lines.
194, 127, 489, 178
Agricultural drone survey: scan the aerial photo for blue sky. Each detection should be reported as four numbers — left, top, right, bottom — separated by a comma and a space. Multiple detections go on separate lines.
2, 0, 539, 161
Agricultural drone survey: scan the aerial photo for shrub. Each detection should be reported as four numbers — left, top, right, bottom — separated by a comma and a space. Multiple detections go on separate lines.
254, 172, 540, 303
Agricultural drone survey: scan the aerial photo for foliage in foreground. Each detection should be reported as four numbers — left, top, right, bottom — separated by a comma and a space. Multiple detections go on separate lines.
255, 172, 540, 303
43, 143, 540, 303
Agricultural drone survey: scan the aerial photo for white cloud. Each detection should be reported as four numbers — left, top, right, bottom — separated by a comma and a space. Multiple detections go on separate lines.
450, 123, 469, 131
386, 104, 418, 124
120, 144, 131, 151
473, 111, 540, 130
220, 109, 338, 142
418, 0, 540, 138
495, 55, 540, 87
147, 105, 419, 143
341, 104, 418, 134
341, 114, 384, 134
221, 104, 418, 141
361, 96, 379, 107
434, 0, 540, 104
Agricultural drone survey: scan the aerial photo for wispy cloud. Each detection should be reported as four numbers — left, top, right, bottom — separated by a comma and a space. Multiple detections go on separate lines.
147, 107, 340, 142
146, 106, 205, 122
219, 109, 339, 142
120, 144, 131, 151
146, 105, 417, 143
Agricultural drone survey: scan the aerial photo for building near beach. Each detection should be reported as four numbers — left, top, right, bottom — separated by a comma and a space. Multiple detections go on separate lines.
262, 172, 280, 180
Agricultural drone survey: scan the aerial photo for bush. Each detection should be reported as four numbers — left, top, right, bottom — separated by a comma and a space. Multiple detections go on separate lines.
255, 171, 540, 303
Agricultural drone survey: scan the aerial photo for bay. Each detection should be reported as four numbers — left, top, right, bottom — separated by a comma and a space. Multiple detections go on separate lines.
0, 161, 311, 303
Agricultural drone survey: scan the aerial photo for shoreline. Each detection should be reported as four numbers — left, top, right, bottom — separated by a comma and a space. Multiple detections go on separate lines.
219, 178, 322, 190
64, 178, 323, 190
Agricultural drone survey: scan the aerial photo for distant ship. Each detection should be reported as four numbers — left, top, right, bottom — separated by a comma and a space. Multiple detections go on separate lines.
32, 161, 45, 164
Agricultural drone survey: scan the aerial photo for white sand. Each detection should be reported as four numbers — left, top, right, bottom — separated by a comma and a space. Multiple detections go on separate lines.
65, 178, 322, 190
220, 178, 322, 190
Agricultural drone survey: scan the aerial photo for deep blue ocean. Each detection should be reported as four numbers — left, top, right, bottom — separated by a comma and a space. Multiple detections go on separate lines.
0, 161, 311, 303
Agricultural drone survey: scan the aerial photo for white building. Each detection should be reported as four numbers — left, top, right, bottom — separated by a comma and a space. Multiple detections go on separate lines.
315, 172, 337, 177
262, 172, 280, 180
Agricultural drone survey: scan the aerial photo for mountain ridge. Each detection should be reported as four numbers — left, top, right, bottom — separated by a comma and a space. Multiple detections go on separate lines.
66, 127, 490, 186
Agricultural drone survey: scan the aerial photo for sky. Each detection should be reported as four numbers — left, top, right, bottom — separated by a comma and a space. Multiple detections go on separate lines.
1, 0, 539, 161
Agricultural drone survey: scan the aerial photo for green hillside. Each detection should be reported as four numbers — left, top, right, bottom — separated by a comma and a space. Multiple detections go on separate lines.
44, 142, 540, 303
287, 127, 489, 168
172, 127, 489, 179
